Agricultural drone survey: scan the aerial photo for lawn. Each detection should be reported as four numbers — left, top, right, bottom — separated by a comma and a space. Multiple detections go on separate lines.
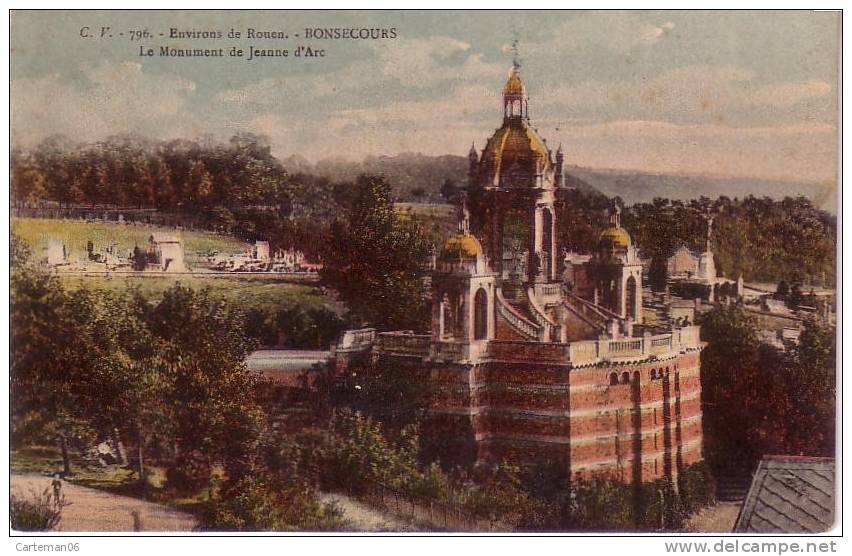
12, 217, 248, 264
14, 217, 340, 315
11, 446, 211, 515
57, 274, 333, 313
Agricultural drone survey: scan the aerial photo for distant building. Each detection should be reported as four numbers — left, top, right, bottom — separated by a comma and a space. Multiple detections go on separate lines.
736, 456, 835, 533
147, 234, 186, 272
45, 239, 67, 266
253, 241, 271, 262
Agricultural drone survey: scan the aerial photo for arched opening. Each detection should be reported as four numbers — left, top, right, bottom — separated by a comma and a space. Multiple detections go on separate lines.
625, 276, 637, 321
621, 372, 630, 384
474, 288, 488, 340
441, 293, 454, 339
609, 372, 619, 386
502, 209, 529, 282
541, 208, 554, 280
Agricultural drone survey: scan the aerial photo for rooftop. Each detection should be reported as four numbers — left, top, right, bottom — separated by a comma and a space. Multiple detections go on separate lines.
735, 455, 835, 534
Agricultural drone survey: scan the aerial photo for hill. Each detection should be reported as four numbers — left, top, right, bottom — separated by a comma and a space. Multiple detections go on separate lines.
287, 153, 836, 212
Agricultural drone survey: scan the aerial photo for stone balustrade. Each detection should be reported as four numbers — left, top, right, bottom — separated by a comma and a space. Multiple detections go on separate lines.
376, 332, 431, 356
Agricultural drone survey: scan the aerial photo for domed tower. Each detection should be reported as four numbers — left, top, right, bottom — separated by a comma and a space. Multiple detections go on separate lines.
430, 199, 497, 353
591, 204, 643, 323
467, 64, 560, 285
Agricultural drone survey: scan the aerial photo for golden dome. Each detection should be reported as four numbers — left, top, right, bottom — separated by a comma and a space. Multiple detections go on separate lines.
503, 67, 526, 97
439, 234, 482, 261
481, 123, 551, 182
598, 226, 632, 249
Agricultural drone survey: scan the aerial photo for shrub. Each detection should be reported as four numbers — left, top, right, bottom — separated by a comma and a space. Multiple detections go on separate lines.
10, 484, 68, 531
165, 450, 213, 494
199, 471, 348, 531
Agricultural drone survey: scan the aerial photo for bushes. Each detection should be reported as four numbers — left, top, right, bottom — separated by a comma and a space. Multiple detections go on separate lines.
518, 462, 716, 531
199, 471, 348, 532
10, 484, 68, 531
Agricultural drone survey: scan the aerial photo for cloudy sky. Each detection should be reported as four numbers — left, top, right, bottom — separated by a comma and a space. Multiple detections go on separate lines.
11, 10, 839, 183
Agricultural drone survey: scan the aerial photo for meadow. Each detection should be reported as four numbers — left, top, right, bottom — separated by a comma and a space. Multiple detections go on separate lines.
12, 217, 248, 264
14, 217, 340, 317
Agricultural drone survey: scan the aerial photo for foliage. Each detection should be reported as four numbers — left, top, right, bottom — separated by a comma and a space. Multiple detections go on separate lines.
622, 196, 836, 287
698, 305, 835, 475
199, 470, 347, 531
10, 484, 68, 531
320, 175, 432, 331
11, 262, 266, 487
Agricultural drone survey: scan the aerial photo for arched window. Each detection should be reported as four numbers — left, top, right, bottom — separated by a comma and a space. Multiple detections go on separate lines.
474, 288, 488, 340
609, 372, 619, 386
650, 369, 657, 380
441, 293, 453, 339
621, 372, 630, 384
625, 276, 637, 321
542, 208, 554, 279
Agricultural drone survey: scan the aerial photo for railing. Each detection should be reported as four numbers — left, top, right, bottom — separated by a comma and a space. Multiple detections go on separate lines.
376, 332, 431, 356
561, 294, 611, 332
336, 328, 377, 350
345, 478, 509, 532
526, 287, 561, 342
430, 340, 465, 361
495, 289, 540, 340
487, 340, 571, 362
568, 340, 599, 365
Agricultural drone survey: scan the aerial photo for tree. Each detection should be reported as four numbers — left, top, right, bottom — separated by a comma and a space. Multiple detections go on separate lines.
440, 178, 458, 202
698, 304, 836, 476
320, 175, 431, 331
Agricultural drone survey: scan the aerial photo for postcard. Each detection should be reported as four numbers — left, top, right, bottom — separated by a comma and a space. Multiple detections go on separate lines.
8, 9, 840, 538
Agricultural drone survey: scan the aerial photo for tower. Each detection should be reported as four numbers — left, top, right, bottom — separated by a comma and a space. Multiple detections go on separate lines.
467, 63, 560, 285
592, 203, 643, 323
431, 198, 497, 358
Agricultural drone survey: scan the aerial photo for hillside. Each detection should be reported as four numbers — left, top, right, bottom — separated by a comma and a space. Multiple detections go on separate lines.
565, 167, 837, 213
286, 153, 836, 212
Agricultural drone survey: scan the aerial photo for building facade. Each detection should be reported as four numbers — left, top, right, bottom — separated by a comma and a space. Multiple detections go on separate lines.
369, 64, 704, 485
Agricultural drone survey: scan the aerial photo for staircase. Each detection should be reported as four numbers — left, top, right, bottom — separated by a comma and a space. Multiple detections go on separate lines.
715, 475, 752, 502
495, 288, 540, 341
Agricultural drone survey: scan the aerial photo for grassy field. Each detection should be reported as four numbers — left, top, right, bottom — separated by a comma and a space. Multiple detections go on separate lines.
14, 217, 339, 315
58, 274, 334, 313
12, 217, 248, 264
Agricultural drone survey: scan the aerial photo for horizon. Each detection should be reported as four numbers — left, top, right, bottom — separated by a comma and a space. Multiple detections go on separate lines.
11, 10, 840, 185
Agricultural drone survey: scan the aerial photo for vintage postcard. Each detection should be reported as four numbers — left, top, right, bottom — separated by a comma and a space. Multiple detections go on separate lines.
8, 8, 840, 540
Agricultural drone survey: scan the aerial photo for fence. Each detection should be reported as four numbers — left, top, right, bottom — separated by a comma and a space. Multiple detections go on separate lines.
347, 478, 508, 532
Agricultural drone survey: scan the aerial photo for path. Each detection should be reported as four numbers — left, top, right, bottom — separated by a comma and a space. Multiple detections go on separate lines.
684, 501, 742, 533
11, 474, 197, 532
319, 492, 416, 532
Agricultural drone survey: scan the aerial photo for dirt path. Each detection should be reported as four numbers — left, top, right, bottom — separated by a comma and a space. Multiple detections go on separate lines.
319, 492, 416, 532
685, 501, 742, 533
11, 474, 197, 532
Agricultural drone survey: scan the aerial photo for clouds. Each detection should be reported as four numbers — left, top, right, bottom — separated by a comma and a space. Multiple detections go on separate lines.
9, 11, 839, 184
12, 61, 200, 145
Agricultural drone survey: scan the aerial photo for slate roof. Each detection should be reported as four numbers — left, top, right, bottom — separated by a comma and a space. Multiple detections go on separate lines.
735, 456, 835, 534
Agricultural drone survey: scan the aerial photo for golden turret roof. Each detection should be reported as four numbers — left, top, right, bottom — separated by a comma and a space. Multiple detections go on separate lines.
439, 233, 482, 261
503, 66, 526, 97
598, 226, 632, 249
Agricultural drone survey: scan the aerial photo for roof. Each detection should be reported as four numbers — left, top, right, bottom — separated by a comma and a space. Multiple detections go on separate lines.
439, 233, 482, 261
149, 233, 181, 244
598, 226, 632, 249
481, 122, 551, 183
503, 66, 527, 97
735, 456, 835, 533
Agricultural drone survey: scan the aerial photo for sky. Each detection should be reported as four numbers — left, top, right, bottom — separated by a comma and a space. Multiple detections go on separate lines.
10, 10, 840, 184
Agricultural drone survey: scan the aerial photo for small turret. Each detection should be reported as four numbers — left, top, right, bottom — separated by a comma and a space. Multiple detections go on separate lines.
555, 144, 564, 186
468, 142, 478, 181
